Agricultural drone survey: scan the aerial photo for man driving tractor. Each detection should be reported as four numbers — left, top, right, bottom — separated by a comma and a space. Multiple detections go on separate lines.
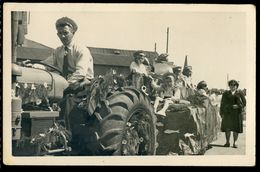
26, 17, 94, 131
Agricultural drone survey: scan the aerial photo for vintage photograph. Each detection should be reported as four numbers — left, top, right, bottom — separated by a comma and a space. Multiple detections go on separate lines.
2, 3, 255, 166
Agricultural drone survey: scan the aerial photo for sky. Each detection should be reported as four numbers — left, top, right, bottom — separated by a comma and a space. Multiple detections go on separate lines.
19, 4, 254, 89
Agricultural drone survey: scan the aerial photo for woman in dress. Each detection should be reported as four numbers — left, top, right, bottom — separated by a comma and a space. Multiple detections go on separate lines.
220, 80, 246, 148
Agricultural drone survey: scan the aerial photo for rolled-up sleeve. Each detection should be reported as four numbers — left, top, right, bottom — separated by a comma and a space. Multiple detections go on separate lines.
67, 46, 94, 84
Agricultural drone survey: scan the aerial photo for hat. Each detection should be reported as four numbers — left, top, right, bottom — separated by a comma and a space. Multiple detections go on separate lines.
56, 17, 78, 32
184, 65, 192, 71
228, 80, 239, 87
173, 66, 182, 72
159, 53, 168, 58
157, 53, 169, 62
197, 80, 207, 90
182, 65, 192, 76
133, 50, 146, 58
162, 72, 175, 81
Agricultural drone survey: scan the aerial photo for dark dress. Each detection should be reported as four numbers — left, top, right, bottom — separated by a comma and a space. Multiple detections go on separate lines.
220, 90, 246, 133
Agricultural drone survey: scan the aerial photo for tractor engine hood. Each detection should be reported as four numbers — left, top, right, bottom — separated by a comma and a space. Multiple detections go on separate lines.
16, 66, 69, 101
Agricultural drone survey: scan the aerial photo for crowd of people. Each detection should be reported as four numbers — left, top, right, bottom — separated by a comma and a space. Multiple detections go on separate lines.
129, 50, 246, 149
130, 50, 213, 116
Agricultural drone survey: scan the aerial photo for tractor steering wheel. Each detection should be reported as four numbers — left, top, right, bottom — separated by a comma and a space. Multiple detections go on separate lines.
37, 61, 63, 76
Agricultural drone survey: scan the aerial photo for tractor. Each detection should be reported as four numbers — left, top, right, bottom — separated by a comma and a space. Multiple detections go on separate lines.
12, 60, 158, 156
11, 11, 157, 156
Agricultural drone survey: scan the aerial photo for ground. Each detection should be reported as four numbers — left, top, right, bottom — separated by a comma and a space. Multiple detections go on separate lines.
205, 124, 246, 155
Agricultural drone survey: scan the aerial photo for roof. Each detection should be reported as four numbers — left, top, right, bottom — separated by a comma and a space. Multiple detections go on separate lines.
17, 47, 54, 61
91, 53, 133, 67
17, 39, 54, 61
22, 39, 54, 50
88, 47, 158, 67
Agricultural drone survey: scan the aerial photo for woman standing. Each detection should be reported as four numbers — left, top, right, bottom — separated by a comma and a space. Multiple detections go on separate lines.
220, 80, 246, 148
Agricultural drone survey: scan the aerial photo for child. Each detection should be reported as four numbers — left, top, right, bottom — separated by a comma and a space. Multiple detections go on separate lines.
152, 73, 180, 116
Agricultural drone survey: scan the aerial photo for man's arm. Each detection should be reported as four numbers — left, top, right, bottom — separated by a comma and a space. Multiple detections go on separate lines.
20, 51, 56, 69
67, 46, 93, 84
130, 62, 136, 73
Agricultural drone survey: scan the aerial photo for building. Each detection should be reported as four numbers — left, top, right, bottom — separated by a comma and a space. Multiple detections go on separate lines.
16, 39, 54, 63
88, 47, 158, 77
16, 39, 159, 77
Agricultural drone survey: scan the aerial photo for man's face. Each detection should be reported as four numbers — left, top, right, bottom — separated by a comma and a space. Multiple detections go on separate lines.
57, 25, 74, 46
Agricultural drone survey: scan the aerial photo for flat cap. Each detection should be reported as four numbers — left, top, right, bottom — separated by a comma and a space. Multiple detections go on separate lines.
56, 17, 78, 32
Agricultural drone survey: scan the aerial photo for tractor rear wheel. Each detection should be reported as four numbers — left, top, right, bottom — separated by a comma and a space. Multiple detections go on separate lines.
97, 87, 157, 155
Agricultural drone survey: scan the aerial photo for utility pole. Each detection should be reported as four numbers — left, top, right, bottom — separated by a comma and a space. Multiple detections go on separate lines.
11, 11, 19, 63
166, 27, 169, 53
154, 42, 157, 52
227, 73, 229, 89
28, 11, 30, 24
